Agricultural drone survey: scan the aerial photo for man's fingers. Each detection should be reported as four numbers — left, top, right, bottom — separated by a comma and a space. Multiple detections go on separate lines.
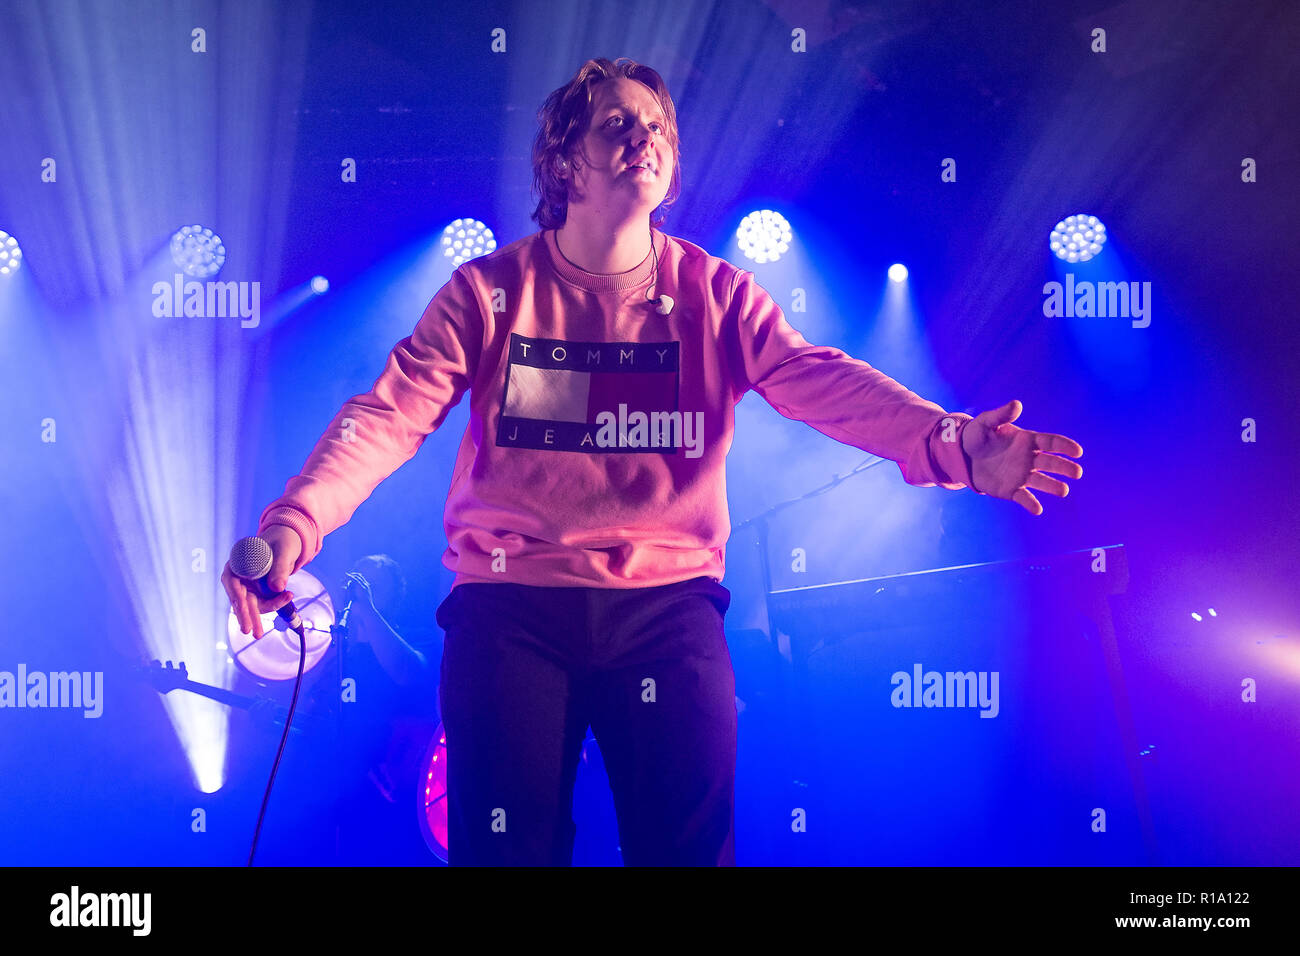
223, 563, 259, 636
268, 561, 295, 595
259, 591, 292, 614
220, 567, 241, 629
1027, 471, 1069, 498
232, 592, 246, 635
225, 575, 248, 635
223, 563, 289, 639
245, 590, 264, 639
1014, 487, 1044, 516
1034, 451, 1082, 479
1036, 431, 1083, 459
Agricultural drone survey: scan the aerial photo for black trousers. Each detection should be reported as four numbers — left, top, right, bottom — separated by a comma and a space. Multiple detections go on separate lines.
435, 575, 736, 866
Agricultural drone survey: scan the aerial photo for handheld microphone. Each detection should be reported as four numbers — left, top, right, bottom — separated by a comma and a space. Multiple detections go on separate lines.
228, 535, 303, 634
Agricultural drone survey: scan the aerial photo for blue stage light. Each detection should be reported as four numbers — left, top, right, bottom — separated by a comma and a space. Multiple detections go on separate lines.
888, 263, 908, 283
0, 230, 22, 276
736, 210, 792, 264
1049, 214, 1107, 263
169, 224, 227, 278
440, 219, 497, 266
310, 275, 329, 295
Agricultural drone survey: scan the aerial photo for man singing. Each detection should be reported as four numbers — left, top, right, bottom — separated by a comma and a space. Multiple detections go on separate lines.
223, 56, 1083, 866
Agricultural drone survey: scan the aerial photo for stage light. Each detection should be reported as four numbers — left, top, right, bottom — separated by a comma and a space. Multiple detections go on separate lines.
440, 219, 497, 266
1208, 608, 1217, 617
736, 209, 792, 264
1192, 612, 1203, 622
0, 231, 22, 276
169, 224, 227, 278
888, 263, 908, 283
310, 275, 329, 295
1049, 214, 1107, 263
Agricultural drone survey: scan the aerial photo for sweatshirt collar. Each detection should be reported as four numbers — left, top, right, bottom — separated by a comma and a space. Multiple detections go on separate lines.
543, 227, 660, 294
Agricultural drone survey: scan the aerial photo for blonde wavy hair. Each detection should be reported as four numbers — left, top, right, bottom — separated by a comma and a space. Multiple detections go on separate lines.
530, 57, 682, 229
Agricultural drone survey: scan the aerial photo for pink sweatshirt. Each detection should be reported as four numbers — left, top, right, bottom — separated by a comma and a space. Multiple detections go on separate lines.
259, 227, 982, 590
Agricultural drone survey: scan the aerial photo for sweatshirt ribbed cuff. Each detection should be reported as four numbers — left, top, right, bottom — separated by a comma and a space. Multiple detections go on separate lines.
257, 506, 319, 574
933, 412, 980, 492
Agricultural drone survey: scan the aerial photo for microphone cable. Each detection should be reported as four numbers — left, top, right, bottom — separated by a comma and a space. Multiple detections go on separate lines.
228, 535, 309, 867
246, 623, 306, 867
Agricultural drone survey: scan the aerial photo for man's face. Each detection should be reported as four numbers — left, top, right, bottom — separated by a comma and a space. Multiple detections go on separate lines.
566, 76, 674, 219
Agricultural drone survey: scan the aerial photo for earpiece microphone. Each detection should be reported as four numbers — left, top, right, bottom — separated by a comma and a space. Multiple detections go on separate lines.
647, 291, 674, 315
646, 225, 674, 315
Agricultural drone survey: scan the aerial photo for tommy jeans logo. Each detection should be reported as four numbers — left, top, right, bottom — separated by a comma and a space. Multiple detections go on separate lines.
497, 333, 703, 456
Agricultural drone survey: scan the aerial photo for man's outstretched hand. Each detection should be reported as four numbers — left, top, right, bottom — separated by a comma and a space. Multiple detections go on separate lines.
960, 400, 1083, 516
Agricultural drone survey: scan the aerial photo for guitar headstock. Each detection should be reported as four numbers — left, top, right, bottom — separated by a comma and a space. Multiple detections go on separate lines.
143, 659, 190, 693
